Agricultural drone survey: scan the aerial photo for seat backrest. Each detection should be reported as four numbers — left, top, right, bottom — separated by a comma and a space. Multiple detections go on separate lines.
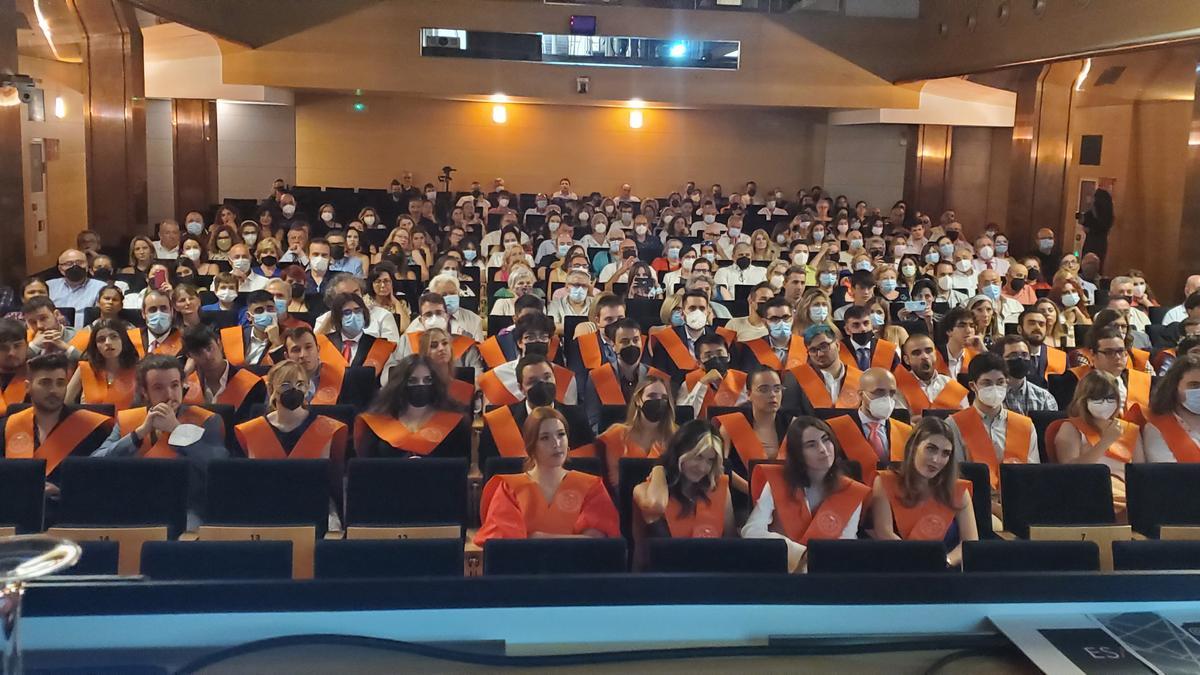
958, 462, 994, 539
1112, 540, 1200, 571
345, 458, 468, 531
1126, 463, 1200, 538
1030, 411, 1067, 464
0, 458, 46, 533
806, 540, 948, 574
58, 540, 120, 576
205, 459, 331, 536
962, 540, 1099, 572
56, 458, 189, 538
314, 539, 463, 579
646, 539, 787, 574
616, 458, 657, 542
140, 540, 293, 580
340, 366, 379, 409
483, 538, 627, 575
1000, 464, 1115, 538
200, 402, 238, 449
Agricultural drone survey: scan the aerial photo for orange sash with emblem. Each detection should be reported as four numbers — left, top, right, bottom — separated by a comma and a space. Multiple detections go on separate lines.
951, 406, 1033, 490
77, 362, 137, 411
355, 410, 463, 456
1, 373, 27, 413
716, 412, 784, 467
116, 405, 215, 459
663, 474, 728, 538
129, 328, 182, 357
827, 415, 911, 487
683, 369, 747, 418
1068, 417, 1138, 464
751, 466, 870, 544
892, 367, 967, 416
1146, 413, 1200, 463
183, 367, 262, 410
4, 407, 112, 476
484, 470, 599, 535
880, 470, 970, 541
1044, 347, 1067, 377
743, 335, 806, 371
310, 361, 346, 405
484, 405, 526, 458
235, 414, 347, 460
788, 364, 860, 409
838, 339, 898, 374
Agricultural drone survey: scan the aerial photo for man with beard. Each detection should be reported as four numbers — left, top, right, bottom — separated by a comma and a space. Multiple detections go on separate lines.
1019, 309, 1066, 388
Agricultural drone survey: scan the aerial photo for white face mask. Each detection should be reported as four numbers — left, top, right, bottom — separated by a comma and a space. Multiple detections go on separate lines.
309, 256, 329, 273
681, 257, 695, 271
216, 289, 238, 304
635, 225, 648, 236
320, 212, 334, 222
955, 259, 973, 273
978, 246, 993, 260
594, 222, 606, 234
426, 191, 437, 200
183, 248, 201, 261
1087, 399, 1119, 420
362, 215, 376, 226
867, 394, 894, 421
281, 204, 296, 217
243, 233, 258, 246
685, 309, 707, 330
976, 384, 1007, 408
937, 276, 954, 291
703, 214, 716, 225
231, 258, 251, 273
499, 198, 509, 207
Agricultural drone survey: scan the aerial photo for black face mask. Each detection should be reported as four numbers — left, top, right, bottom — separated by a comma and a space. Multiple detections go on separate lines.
526, 380, 556, 407
524, 341, 549, 358
618, 345, 641, 367
1006, 357, 1031, 380
622, 249, 637, 260
946, 231, 960, 242
1026, 268, 1040, 282
260, 255, 278, 268
1010, 279, 1026, 292
847, 331, 874, 349
92, 268, 113, 282
278, 388, 305, 411
63, 266, 87, 283
703, 356, 730, 375
290, 282, 306, 299
641, 398, 669, 423
735, 256, 751, 270
330, 245, 346, 260
406, 383, 433, 407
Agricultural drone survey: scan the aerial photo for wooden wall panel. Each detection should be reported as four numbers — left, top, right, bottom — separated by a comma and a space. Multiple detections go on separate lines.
0, 0, 26, 287
1179, 67, 1200, 300
910, 125, 952, 221
172, 98, 218, 217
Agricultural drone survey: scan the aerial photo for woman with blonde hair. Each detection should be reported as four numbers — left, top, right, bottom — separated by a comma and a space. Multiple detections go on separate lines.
171, 284, 203, 331
1054, 370, 1138, 513
475, 406, 620, 544
749, 229, 777, 263
419, 326, 475, 408
597, 376, 677, 487
966, 294, 1002, 346
870, 416, 977, 567
794, 288, 837, 337
122, 236, 155, 276
1034, 298, 1073, 350
254, 237, 283, 279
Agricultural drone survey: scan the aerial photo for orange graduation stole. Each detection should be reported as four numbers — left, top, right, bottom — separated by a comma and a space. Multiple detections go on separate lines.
4, 407, 112, 476
751, 465, 870, 544
892, 367, 968, 416
589, 364, 669, 406
1146, 413, 1200, 463
76, 362, 137, 411
354, 410, 463, 456
485, 470, 597, 535
826, 415, 911, 487
879, 469, 970, 541
116, 405, 215, 459
1124, 369, 1151, 424
479, 364, 575, 407
1067, 417, 1138, 464
654, 328, 699, 371
478, 336, 509, 369
743, 335, 806, 371
317, 333, 396, 376
235, 414, 347, 460
0, 373, 26, 415
951, 406, 1033, 490
715, 412, 784, 467
577, 331, 604, 371
183, 367, 262, 410
663, 474, 729, 538
683, 368, 748, 418
788, 363, 860, 409
129, 328, 182, 357
838, 339, 898, 374
484, 405, 527, 458
448, 378, 474, 407
1044, 347, 1067, 377
310, 361, 346, 405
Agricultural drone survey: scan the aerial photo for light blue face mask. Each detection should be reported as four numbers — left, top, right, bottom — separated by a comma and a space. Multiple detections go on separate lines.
463, 249, 477, 261
146, 310, 172, 334
981, 284, 1001, 301
848, 240, 864, 250
925, 252, 940, 265
444, 294, 460, 314
670, 310, 685, 327
1183, 389, 1200, 415
879, 279, 898, 293
274, 298, 288, 315
819, 272, 837, 287
769, 322, 792, 340
252, 311, 275, 330
809, 305, 830, 322
558, 244, 570, 257
342, 310, 365, 336
994, 242, 1009, 254
939, 243, 955, 257
610, 241, 621, 253
854, 261, 873, 272
870, 312, 886, 328
568, 286, 587, 303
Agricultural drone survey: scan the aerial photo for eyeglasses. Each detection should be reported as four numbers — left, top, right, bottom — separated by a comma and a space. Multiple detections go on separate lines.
753, 385, 784, 395
809, 341, 835, 353
1096, 348, 1127, 358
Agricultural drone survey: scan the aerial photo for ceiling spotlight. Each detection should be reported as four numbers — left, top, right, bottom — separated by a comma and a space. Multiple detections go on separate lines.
668, 42, 687, 59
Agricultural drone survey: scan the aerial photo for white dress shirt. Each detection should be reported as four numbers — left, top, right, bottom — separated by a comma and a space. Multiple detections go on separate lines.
741, 482, 860, 573
948, 406, 1040, 464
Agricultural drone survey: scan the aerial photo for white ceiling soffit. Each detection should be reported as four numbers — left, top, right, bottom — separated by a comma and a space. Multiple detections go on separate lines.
841, 0, 918, 19
828, 77, 1015, 127
142, 23, 293, 104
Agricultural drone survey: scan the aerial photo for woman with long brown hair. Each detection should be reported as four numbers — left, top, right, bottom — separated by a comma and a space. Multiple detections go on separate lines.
1054, 370, 1138, 514
870, 416, 977, 567
65, 318, 139, 410
741, 416, 870, 573
418, 326, 475, 408
354, 354, 467, 459
596, 376, 677, 487
475, 406, 619, 545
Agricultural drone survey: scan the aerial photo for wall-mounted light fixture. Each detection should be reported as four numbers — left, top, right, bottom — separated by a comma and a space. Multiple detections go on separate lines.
628, 98, 644, 129
53, 95, 65, 118
491, 93, 508, 124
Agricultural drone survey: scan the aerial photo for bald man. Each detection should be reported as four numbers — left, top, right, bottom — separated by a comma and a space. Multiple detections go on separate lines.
978, 269, 1023, 326
1033, 227, 1060, 279
824, 367, 913, 486
47, 248, 108, 328
1163, 275, 1200, 325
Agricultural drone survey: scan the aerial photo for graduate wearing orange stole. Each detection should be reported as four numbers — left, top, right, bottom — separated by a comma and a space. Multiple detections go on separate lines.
714, 369, 793, 500
476, 407, 619, 545
595, 376, 676, 488
742, 416, 871, 573
870, 417, 977, 568
354, 354, 468, 460
66, 319, 141, 411
1053, 371, 1141, 517
416, 326, 476, 408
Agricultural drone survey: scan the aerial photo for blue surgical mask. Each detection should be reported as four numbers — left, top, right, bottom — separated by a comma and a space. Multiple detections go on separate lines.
146, 310, 171, 334
1061, 292, 1080, 308
819, 272, 837, 287
443, 294, 460, 314
870, 312, 886, 328
342, 311, 365, 336
939, 243, 954, 257
252, 311, 275, 330
849, 240, 863, 250
994, 243, 1009, 255
925, 252, 940, 265
879, 279, 897, 293
274, 298, 288, 315
667, 247, 680, 260
1183, 389, 1200, 415
769, 322, 792, 340
670, 309, 684, 327
568, 286, 587, 303
982, 284, 1001, 301
463, 249, 477, 261
558, 244, 570, 257
610, 241, 621, 253
809, 305, 829, 322
854, 261, 873, 272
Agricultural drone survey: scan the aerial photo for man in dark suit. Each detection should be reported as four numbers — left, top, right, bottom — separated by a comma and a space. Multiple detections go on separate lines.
650, 290, 729, 388
480, 354, 595, 464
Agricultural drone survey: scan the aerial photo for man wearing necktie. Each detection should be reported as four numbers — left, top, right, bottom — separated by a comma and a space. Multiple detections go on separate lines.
842, 305, 897, 372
